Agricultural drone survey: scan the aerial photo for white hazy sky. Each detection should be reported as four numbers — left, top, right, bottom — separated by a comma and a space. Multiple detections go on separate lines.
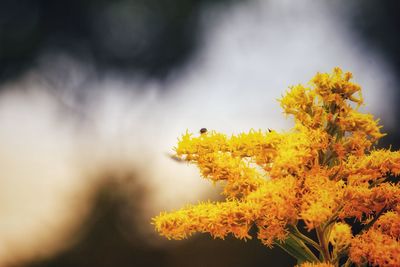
0, 0, 397, 264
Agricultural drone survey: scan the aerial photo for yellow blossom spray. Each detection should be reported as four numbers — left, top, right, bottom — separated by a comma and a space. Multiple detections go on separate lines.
152, 68, 400, 267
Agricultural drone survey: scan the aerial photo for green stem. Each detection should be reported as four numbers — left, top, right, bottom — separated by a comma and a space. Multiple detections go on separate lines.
289, 225, 323, 253
341, 258, 352, 267
275, 242, 306, 263
316, 227, 330, 262
276, 233, 320, 264
323, 207, 342, 230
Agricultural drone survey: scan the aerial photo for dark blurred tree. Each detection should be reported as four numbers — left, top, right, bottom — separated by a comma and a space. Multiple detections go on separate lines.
0, 0, 235, 82
23, 171, 168, 267
344, 0, 400, 149
23, 170, 295, 267
348, 0, 400, 72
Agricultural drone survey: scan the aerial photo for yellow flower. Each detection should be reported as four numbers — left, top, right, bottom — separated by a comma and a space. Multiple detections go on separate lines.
341, 183, 400, 220
312, 67, 363, 106
297, 263, 334, 267
337, 110, 384, 142
350, 228, 400, 267
153, 176, 299, 246
343, 149, 400, 185
153, 200, 255, 240
373, 207, 400, 239
329, 222, 352, 252
300, 174, 344, 230
152, 68, 400, 266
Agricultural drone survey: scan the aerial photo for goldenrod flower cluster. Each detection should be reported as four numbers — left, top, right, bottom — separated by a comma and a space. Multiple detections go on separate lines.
153, 68, 400, 266
298, 263, 335, 267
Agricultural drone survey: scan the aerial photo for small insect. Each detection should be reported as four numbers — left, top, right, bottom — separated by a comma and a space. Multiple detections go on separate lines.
166, 153, 185, 163
200, 128, 208, 134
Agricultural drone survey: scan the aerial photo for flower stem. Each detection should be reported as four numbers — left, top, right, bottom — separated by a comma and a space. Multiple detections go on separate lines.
341, 258, 352, 267
276, 233, 320, 264
316, 226, 330, 262
289, 225, 323, 253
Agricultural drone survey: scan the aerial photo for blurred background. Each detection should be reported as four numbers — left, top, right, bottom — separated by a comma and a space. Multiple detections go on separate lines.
0, 0, 399, 266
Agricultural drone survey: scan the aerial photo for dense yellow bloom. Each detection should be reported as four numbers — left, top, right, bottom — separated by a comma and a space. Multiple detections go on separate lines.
329, 222, 352, 253
298, 263, 334, 267
153, 200, 255, 240
343, 150, 400, 184
373, 207, 400, 239
312, 67, 363, 106
349, 228, 400, 266
247, 176, 299, 246
154, 176, 298, 246
340, 183, 400, 220
153, 68, 400, 266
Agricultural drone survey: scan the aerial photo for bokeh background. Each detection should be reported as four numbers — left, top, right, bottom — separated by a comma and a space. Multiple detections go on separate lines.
0, 0, 399, 266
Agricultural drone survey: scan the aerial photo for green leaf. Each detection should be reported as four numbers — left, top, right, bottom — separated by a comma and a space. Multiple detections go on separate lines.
275, 234, 320, 264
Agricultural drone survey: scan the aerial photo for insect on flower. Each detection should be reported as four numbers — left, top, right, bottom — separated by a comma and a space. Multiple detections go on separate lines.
200, 128, 208, 134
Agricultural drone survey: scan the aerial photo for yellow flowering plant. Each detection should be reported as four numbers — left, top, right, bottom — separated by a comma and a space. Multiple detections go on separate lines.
152, 68, 400, 267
